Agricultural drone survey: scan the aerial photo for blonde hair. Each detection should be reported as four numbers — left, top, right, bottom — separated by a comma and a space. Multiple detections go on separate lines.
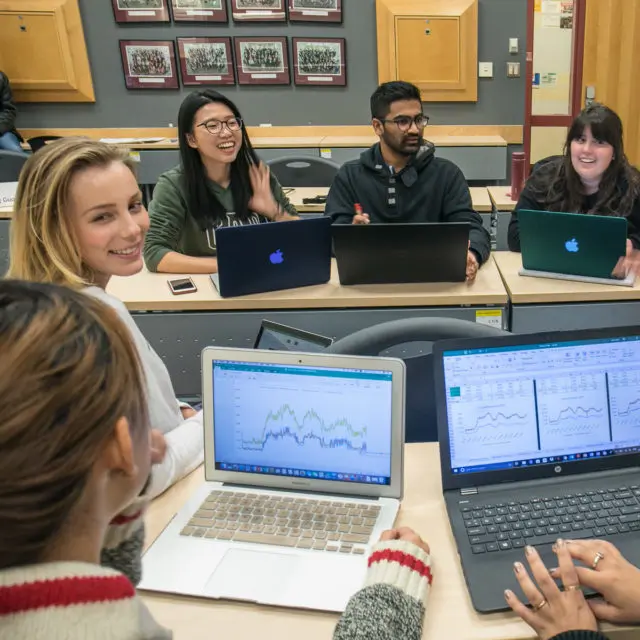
8, 138, 137, 288
0, 279, 149, 569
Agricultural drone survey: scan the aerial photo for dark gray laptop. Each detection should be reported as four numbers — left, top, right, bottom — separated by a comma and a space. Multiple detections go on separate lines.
433, 327, 640, 613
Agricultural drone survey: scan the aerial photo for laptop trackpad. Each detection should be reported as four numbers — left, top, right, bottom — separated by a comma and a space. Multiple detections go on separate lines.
203, 549, 298, 602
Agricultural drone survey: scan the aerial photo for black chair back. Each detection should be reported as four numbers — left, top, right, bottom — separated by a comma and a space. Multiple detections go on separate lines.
267, 155, 340, 188
0, 150, 28, 182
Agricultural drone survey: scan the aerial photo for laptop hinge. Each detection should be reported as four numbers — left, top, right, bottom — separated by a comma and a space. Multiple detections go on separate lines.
460, 487, 478, 496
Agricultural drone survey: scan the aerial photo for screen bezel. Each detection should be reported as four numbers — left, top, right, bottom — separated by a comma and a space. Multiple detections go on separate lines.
253, 319, 334, 350
433, 325, 640, 491
201, 347, 405, 500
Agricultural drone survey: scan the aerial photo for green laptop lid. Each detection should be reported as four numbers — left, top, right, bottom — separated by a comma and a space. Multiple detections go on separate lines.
518, 209, 628, 278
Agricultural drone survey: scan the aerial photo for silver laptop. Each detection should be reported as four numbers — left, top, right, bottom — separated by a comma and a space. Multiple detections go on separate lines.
139, 347, 406, 612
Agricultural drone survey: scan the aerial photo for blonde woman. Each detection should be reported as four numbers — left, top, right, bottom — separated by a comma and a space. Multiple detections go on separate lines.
7, 138, 203, 498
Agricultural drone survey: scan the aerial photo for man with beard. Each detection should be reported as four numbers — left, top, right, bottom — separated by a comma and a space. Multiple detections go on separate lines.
325, 81, 490, 280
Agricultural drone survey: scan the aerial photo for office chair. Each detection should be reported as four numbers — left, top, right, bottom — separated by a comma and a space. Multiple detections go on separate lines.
26, 135, 62, 153
327, 317, 510, 442
0, 150, 28, 182
267, 155, 341, 188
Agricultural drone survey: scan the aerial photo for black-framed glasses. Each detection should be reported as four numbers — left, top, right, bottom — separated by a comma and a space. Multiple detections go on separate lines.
379, 114, 429, 132
197, 117, 243, 135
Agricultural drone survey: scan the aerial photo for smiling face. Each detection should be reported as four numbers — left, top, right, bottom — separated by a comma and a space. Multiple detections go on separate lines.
67, 161, 149, 286
187, 102, 243, 164
570, 125, 615, 189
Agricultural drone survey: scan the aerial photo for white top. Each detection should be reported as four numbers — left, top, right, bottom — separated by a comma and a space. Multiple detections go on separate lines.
84, 286, 204, 498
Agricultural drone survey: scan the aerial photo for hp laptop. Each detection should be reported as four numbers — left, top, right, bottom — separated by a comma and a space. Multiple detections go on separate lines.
210, 217, 332, 297
518, 209, 634, 286
332, 222, 469, 285
139, 347, 406, 612
433, 326, 640, 613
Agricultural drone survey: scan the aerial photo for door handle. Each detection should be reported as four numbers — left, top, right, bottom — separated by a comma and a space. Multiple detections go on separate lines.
585, 85, 596, 107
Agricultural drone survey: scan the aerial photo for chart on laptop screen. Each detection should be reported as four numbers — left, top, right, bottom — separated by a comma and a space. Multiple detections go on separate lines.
443, 337, 640, 474
212, 361, 393, 484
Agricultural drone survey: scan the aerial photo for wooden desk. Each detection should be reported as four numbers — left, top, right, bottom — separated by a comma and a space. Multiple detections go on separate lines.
494, 251, 640, 333
0, 205, 12, 219
107, 260, 508, 396
488, 186, 517, 212
142, 444, 634, 640
469, 186, 492, 213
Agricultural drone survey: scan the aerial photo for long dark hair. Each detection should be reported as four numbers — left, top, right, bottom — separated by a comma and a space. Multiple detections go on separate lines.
178, 89, 259, 228
529, 103, 640, 216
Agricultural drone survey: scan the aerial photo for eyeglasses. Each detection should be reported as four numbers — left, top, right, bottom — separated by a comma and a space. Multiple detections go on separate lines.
379, 114, 429, 132
197, 117, 243, 135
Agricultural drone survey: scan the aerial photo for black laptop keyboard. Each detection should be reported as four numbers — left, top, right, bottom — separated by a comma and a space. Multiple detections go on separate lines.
462, 485, 640, 554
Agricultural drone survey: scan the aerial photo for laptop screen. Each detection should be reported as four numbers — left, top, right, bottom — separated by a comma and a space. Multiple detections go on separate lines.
442, 335, 640, 475
211, 359, 394, 485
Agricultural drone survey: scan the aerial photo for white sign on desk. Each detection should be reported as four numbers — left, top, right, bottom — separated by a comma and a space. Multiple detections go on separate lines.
475, 309, 503, 329
0, 182, 18, 208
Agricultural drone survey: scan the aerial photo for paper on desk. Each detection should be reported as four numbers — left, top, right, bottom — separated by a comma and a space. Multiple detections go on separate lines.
99, 137, 166, 144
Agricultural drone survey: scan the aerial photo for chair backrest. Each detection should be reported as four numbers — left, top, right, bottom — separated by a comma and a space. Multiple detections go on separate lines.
327, 317, 510, 442
267, 155, 341, 188
0, 150, 28, 182
27, 135, 62, 153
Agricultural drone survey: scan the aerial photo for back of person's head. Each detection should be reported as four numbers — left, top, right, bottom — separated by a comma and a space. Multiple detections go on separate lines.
0, 279, 149, 570
370, 81, 422, 121
8, 137, 135, 287
177, 89, 259, 228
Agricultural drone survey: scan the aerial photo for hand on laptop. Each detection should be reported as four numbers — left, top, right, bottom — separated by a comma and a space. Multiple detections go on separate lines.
613, 239, 640, 278
504, 541, 598, 640
551, 539, 640, 625
379, 526, 430, 554
150, 429, 167, 464
466, 243, 479, 282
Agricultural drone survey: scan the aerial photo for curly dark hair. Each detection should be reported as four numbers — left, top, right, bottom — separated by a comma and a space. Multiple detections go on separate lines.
528, 103, 640, 217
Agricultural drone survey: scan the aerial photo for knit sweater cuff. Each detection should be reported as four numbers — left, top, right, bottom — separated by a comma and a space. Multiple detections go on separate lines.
103, 495, 148, 551
365, 540, 432, 605
550, 632, 610, 640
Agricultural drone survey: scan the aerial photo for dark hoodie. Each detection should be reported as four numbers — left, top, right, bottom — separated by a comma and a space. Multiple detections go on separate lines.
324, 142, 491, 264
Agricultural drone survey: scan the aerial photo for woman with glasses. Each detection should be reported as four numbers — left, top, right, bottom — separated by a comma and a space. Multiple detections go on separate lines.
144, 90, 297, 274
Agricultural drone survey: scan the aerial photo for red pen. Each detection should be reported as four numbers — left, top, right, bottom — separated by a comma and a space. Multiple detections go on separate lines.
354, 203, 363, 215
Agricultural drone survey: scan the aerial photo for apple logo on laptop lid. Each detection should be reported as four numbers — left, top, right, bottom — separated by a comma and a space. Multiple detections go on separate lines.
565, 238, 579, 253
270, 249, 284, 264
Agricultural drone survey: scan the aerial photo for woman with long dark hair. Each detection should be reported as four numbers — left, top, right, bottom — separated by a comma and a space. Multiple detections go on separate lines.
508, 103, 640, 254
144, 90, 297, 273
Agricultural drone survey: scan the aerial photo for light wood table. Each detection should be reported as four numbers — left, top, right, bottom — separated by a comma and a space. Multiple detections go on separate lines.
142, 444, 634, 640
493, 251, 640, 332
107, 259, 508, 397
488, 186, 518, 212
469, 186, 492, 213
0, 205, 12, 219
319, 135, 507, 148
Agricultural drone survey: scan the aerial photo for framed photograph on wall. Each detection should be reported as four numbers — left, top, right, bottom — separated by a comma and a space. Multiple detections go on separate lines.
234, 37, 290, 85
288, 0, 341, 23
119, 40, 179, 90
177, 37, 235, 85
170, 0, 228, 22
111, 0, 170, 23
230, 0, 286, 22
292, 37, 346, 86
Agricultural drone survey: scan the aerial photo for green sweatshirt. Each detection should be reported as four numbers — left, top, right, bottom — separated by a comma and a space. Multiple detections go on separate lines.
143, 165, 297, 272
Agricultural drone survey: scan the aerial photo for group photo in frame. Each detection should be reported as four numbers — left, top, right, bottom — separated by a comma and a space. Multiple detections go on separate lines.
170, 0, 228, 22
177, 37, 235, 85
287, 0, 342, 22
230, 0, 286, 22
119, 40, 179, 90
234, 37, 290, 85
292, 37, 346, 86
111, 0, 170, 23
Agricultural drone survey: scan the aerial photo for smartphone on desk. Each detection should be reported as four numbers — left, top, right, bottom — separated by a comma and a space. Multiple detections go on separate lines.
168, 277, 197, 295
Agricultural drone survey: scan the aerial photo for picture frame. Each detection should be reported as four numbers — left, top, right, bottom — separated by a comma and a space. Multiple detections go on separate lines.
170, 0, 228, 22
230, 0, 286, 22
119, 40, 179, 90
111, 0, 170, 23
292, 37, 346, 86
288, 0, 342, 23
177, 37, 235, 85
234, 37, 290, 85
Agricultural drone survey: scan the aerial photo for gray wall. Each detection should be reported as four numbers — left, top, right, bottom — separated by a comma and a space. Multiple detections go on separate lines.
17, 0, 527, 129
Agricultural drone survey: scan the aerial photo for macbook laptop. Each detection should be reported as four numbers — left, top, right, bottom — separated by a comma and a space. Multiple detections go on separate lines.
433, 326, 640, 613
139, 347, 406, 612
518, 209, 634, 286
254, 319, 333, 352
210, 217, 332, 297
332, 222, 469, 285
